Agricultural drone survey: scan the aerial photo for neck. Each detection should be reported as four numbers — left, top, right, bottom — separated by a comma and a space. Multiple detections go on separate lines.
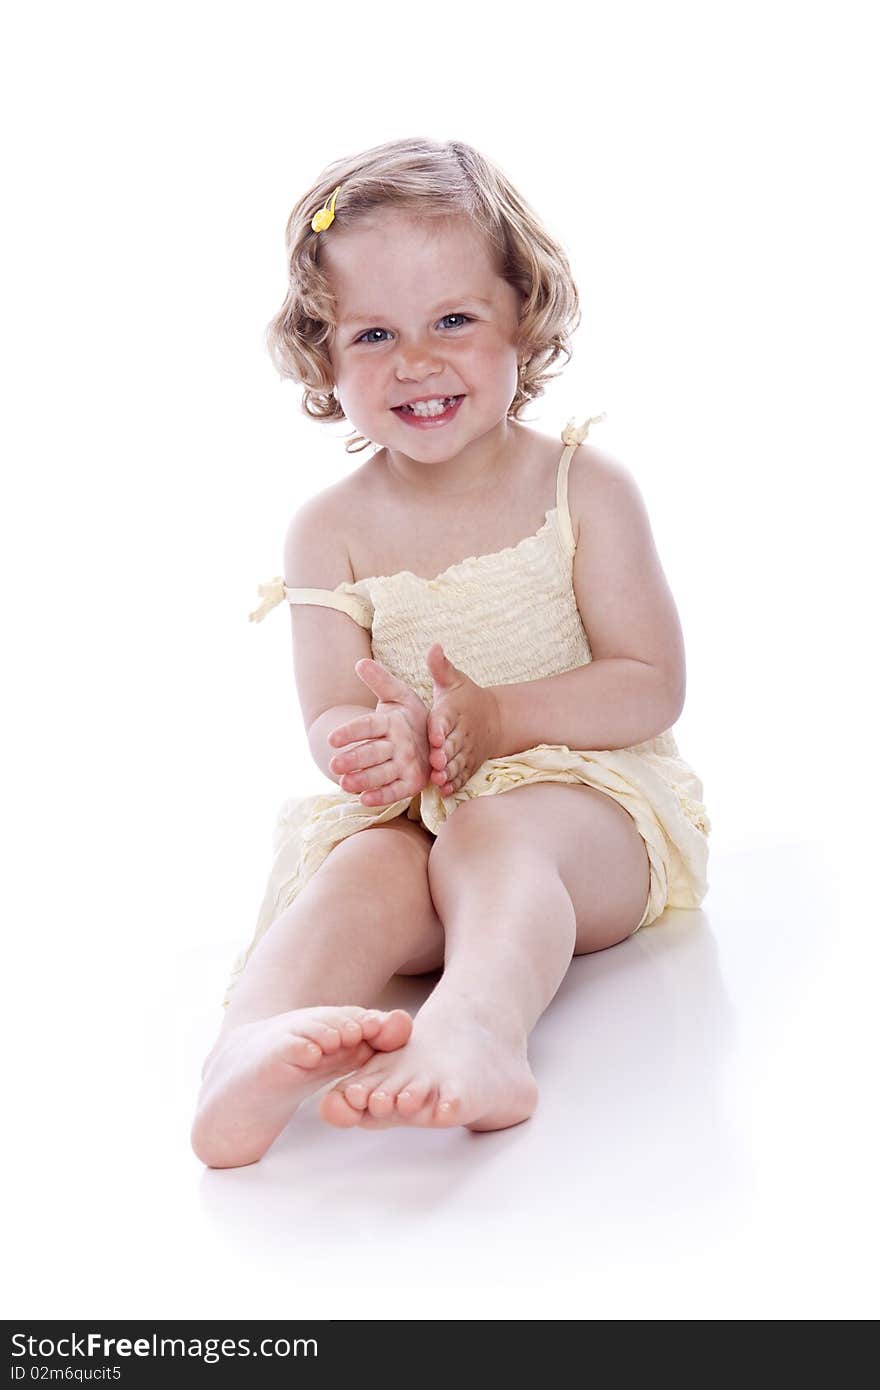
377, 417, 524, 500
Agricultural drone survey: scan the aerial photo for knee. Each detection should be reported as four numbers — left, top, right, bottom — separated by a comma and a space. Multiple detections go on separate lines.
327, 818, 425, 873
427, 810, 559, 913
318, 822, 432, 918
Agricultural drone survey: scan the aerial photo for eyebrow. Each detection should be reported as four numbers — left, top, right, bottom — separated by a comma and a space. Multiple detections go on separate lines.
339, 296, 493, 326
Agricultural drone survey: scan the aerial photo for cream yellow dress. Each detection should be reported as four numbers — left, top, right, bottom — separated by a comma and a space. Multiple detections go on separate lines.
226, 415, 711, 1007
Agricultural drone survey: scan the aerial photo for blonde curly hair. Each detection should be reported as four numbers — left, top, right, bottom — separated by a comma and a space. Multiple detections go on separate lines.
265, 137, 581, 454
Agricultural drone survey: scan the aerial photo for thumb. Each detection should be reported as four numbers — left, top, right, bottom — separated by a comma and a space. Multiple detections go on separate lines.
426, 642, 458, 689
355, 656, 410, 702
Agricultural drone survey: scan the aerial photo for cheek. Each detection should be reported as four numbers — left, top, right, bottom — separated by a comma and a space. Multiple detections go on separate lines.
468, 334, 517, 372
336, 357, 381, 404
467, 342, 519, 399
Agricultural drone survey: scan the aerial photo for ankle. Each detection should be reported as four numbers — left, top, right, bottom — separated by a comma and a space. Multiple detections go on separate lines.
419, 983, 529, 1050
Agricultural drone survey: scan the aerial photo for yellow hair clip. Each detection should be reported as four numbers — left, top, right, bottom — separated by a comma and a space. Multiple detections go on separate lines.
311, 185, 341, 233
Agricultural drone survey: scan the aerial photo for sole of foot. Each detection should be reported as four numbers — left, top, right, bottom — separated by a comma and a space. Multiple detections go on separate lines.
192, 1005, 413, 1168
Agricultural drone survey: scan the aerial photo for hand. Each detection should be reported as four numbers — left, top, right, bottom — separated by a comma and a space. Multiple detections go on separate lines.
327, 658, 432, 808
425, 643, 502, 797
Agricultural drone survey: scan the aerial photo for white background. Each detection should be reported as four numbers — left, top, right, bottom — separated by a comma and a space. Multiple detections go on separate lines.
3, 0, 877, 1321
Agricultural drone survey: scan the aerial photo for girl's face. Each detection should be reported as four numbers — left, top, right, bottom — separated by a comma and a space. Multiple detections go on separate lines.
323, 211, 525, 458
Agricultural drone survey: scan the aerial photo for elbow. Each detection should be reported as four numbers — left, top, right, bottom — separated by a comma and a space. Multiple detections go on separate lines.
667, 671, 686, 727
647, 660, 685, 730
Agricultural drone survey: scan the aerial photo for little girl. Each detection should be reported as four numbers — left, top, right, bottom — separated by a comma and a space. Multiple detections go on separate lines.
191, 137, 711, 1169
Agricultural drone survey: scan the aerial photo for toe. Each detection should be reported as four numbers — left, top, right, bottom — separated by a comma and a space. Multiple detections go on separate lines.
411, 1097, 440, 1126
318, 1088, 364, 1128
366, 1087, 395, 1119
296, 1022, 343, 1053
341, 1078, 372, 1110
283, 1035, 324, 1069
396, 1080, 432, 1118
358, 1011, 385, 1041
370, 1009, 413, 1052
434, 1083, 464, 1126
338, 1017, 364, 1046
310, 1008, 368, 1049
356, 1112, 398, 1130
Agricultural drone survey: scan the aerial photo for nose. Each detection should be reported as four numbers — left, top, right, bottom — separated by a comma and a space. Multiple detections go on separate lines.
394, 340, 446, 384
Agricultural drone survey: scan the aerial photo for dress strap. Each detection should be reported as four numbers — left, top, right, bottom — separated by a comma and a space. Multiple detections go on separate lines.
556, 413, 606, 553
248, 577, 372, 630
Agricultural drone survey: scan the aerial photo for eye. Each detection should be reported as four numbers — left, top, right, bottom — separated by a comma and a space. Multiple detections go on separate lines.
355, 327, 391, 345
353, 313, 474, 345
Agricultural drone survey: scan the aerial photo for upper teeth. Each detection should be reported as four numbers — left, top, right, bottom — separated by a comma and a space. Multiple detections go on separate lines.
402, 396, 457, 415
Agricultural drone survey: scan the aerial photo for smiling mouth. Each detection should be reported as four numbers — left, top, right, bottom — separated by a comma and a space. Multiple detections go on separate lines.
392, 395, 465, 417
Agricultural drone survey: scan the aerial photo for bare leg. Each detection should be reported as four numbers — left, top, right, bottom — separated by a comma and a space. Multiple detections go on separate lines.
320, 783, 651, 1131
192, 818, 445, 1167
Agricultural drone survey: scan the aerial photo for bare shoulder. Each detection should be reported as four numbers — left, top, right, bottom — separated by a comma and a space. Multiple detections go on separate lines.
566, 441, 654, 547
282, 477, 356, 589
283, 451, 386, 588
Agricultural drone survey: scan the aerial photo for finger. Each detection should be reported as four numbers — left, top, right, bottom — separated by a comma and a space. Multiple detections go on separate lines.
430, 753, 459, 789
329, 737, 377, 770
328, 714, 387, 747
439, 769, 461, 795
339, 758, 397, 794
360, 777, 418, 808
445, 750, 469, 785
330, 737, 393, 774
356, 657, 417, 705
429, 744, 447, 771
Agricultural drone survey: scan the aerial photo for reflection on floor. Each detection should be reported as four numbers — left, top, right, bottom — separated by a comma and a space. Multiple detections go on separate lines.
9, 836, 876, 1319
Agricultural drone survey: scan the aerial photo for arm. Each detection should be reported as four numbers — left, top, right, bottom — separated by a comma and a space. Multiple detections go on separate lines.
286, 493, 437, 806
492, 659, 680, 756
282, 492, 376, 786
494, 449, 686, 755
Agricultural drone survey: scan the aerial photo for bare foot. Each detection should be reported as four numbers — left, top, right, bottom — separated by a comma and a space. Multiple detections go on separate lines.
318, 1003, 538, 1132
192, 1006, 412, 1167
